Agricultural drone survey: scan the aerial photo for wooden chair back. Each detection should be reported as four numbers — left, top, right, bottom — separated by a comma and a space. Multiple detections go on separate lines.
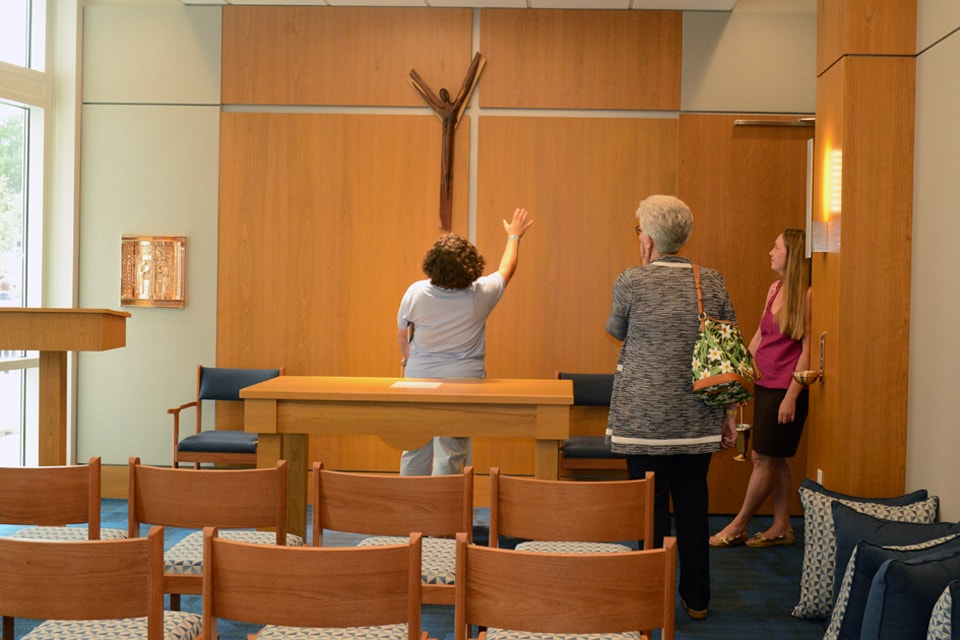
454, 533, 676, 640
0, 527, 166, 640
201, 527, 424, 640
311, 462, 473, 545
0, 456, 103, 536
127, 457, 288, 541
489, 466, 654, 548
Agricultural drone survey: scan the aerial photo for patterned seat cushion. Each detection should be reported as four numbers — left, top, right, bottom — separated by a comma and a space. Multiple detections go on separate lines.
358, 536, 454, 585
9, 526, 128, 541
483, 628, 642, 640
23, 610, 202, 640
165, 530, 303, 575
255, 623, 410, 639
515, 541, 632, 553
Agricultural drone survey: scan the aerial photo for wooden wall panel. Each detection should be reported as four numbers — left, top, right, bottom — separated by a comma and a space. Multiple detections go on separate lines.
222, 6, 474, 106
479, 10, 681, 110
817, 0, 917, 75
476, 116, 678, 379
218, 111, 470, 474
677, 113, 814, 515
810, 56, 915, 497
807, 60, 843, 494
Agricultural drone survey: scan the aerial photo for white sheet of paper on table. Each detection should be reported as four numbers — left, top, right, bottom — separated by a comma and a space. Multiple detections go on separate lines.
390, 381, 442, 389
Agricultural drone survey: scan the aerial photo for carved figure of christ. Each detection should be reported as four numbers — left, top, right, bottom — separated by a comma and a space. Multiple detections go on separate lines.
409, 52, 486, 231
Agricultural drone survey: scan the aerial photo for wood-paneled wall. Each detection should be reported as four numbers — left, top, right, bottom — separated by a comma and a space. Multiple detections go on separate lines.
808, 0, 915, 498
218, 7, 816, 511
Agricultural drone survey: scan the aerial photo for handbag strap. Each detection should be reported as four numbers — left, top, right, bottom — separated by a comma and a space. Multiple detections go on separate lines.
692, 264, 706, 330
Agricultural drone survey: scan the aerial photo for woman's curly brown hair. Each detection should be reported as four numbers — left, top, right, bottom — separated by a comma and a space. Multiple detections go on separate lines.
422, 233, 486, 290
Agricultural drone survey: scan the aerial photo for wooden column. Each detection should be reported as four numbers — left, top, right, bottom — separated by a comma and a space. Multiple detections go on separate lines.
0, 309, 130, 465
808, 0, 916, 496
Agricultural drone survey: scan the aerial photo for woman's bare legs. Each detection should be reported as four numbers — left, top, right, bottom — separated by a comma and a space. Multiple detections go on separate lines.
759, 455, 794, 538
712, 450, 792, 540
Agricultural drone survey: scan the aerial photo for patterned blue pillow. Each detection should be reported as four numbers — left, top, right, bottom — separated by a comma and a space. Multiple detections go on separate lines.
823, 535, 960, 640
793, 479, 935, 620
831, 502, 960, 606
926, 580, 960, 640
860, 546, 960, 640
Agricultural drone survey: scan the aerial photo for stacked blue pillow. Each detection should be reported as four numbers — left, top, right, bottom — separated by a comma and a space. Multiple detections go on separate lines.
806, 482, 960, 640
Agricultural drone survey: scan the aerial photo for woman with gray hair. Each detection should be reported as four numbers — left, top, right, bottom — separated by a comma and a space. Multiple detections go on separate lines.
605, 194, 739, 620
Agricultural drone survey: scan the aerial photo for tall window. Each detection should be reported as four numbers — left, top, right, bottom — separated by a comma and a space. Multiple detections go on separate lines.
0, 0, 45, 466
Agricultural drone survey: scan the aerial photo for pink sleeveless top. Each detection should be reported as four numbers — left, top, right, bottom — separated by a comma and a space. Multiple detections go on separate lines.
755, 281, 802, 389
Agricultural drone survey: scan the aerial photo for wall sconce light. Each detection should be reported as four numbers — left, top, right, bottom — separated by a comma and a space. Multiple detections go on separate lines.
828, 149, 843, 216
121, 235, 186, 308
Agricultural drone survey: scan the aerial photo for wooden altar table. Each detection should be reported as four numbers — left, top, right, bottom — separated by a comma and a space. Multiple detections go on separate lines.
240, 375, 573, 538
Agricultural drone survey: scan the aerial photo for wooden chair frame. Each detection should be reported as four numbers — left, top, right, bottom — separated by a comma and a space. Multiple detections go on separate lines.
0, 456, 127, 638
454, 532, 676, 640
201, 527, 428, 640
488, 467, 654, 550
311, 461, 473, 605
0, 456, 106, 538
0, 527, 172, 640
127, 457, 290, 606
168, 365, 283, 468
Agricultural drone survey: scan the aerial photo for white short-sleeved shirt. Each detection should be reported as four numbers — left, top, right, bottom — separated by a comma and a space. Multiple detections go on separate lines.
397, 272, 505, 378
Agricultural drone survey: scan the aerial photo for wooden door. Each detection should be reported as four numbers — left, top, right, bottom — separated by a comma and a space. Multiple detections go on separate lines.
678, 113, 814, 516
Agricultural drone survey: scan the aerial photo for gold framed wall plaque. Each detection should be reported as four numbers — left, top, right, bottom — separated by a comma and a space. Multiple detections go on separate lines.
121, 235, 186, 308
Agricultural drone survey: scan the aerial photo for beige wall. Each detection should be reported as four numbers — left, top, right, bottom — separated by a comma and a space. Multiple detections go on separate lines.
77, 6, 221, 465
908, 2, 960, 520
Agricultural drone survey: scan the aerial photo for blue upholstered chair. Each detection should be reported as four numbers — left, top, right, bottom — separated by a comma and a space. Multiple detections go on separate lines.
556, 371, 627, 473
0, 526, 201, 640
168, 365, 283, 468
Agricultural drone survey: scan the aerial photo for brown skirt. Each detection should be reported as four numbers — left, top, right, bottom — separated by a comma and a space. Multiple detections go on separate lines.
751, 385, 808, 458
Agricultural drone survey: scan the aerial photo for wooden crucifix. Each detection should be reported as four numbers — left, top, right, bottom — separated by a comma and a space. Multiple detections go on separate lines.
409, 52, 486, 232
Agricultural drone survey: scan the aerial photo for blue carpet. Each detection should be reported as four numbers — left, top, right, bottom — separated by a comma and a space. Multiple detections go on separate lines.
4, 499, 825, 640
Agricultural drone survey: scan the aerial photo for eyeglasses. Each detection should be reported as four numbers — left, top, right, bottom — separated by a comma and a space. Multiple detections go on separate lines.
635, 225, 642, 235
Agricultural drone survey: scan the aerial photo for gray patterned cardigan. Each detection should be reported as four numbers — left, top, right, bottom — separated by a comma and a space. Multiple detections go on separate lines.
605, 255, 738, 456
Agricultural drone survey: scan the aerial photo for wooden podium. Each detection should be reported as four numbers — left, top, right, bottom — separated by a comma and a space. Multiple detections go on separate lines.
0, 308, 130, 465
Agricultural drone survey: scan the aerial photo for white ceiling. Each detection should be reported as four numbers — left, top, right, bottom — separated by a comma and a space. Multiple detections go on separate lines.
176, 0, 817, 12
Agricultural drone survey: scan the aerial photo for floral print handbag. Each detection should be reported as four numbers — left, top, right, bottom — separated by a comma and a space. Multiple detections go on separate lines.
691, 264, 758, 407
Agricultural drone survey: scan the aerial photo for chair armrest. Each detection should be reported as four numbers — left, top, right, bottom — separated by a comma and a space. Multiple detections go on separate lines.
167, 400, 199, 416
168, 400, 201, 443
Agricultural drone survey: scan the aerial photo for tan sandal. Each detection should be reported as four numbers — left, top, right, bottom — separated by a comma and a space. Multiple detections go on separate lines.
708, 531, 748, 548
745, 529, 796, 548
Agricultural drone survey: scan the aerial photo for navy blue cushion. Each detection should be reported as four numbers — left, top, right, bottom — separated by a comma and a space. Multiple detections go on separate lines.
829, 535, 960, 640
859, 546, 960, 640
198, 367, 281, 401
800, 478, 928, 506
178, 431, 257, 453
561, 436, 626, 459
831, 501, 960, 605
557, 372, 614, 406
